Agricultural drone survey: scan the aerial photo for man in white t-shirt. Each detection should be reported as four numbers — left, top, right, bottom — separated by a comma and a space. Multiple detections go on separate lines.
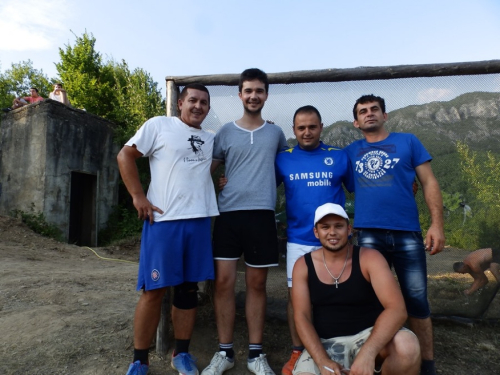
117, 83, 219, 375
49, 83, 70, 106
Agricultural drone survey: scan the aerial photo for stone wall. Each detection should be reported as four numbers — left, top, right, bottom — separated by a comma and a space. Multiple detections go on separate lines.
0, 100, 120, 245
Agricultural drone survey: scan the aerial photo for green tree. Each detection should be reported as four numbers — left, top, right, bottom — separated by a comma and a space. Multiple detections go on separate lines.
454, 141, 500, 248
55, 32, 164, 143
56, 31, 116, 117
457, 142, 500, 210
109, 60, 164, 144
0, 60, 52, 108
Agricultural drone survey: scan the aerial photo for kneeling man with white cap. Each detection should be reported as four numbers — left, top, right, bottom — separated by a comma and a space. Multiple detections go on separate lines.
291, 203, 420, 375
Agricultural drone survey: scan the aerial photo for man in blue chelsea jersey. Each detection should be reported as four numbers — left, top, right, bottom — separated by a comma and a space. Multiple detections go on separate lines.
344, 94, 445, 375
275, 105, 354, 375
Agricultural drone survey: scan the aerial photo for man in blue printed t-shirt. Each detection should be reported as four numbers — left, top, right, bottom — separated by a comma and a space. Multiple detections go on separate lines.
344, 94, 445, 375
275, 105, 354, 375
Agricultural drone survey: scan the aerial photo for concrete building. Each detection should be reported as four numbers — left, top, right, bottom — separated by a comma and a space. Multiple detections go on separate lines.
0, 99, 120, 246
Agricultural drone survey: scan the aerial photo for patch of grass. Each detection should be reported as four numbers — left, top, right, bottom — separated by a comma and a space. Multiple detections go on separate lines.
10, 203, 64, 242
98, 204, 143, 246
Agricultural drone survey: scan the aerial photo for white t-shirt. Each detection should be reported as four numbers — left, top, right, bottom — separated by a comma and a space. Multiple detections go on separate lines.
49, 92, 70, 104
126, 116, 219, 222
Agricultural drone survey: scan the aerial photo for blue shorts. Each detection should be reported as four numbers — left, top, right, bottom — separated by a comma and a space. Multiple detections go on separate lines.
357, 229, 430, 319
137, 218, 214, 291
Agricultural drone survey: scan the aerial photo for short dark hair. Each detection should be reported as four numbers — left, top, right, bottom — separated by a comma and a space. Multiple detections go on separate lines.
54, 82, 63, 87
293, 105, 322, 126
30, 87, 39, 93
179, 83, 210, 104
353, 94, 386, 120
239, 68, 269, 93
453, 261, 465, 272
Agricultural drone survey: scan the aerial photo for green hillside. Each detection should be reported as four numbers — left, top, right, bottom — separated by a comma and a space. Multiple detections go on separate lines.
315, 92, 500, 193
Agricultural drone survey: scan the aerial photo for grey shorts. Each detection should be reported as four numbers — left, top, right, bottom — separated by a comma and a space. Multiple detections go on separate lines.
293, 327, 412, 374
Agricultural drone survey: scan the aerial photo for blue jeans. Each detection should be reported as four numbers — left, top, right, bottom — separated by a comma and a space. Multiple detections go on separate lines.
357, 229, 430, 318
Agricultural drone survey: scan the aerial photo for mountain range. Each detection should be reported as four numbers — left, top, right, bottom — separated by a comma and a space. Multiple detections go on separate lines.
289, 91, 500, 194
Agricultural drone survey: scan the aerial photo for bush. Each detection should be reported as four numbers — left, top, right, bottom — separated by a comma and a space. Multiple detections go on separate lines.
98, 204, 143, 245
11, 203, 64, 242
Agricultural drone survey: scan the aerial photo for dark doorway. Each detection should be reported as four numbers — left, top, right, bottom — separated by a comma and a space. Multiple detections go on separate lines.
69, 172, 97, 246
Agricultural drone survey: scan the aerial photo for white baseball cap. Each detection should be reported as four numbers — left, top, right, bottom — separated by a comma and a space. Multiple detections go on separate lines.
314, 203, 349, 225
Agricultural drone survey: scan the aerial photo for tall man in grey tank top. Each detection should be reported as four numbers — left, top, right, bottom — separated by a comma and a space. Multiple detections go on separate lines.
202, 68, 288, 375
292, 203, 420, 375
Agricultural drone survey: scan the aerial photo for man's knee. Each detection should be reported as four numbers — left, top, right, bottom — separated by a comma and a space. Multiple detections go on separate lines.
246, 268, 268, 292
141, 287, 167, 304
390, 330, 421, 363
172, 282, 199, 310
215, 261, 238, 287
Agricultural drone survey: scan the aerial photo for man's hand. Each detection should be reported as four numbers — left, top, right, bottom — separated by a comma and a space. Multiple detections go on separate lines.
425, 223, 445, 255
132, 195, 164, 224
218, 173, 228, 190
319, 359, 346, 375
349, 351, 376, 375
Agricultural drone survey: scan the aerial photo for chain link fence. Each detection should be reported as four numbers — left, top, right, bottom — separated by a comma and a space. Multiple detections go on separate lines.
174, 66, 500, 321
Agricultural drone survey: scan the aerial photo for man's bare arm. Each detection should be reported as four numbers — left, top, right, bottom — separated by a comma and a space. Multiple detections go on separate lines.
60, 89, 70, 105
416, 162, 445, 254
292, 256, 344, 375
210, 159, 223, 174
116, 145, 163, 224
350, 248, 408, 374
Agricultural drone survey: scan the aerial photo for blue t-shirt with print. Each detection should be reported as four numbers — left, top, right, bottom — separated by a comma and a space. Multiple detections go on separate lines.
344, 133, 432, 231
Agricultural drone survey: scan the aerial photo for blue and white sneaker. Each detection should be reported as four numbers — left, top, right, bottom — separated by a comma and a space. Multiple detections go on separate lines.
126, 360, 149, 375
171, 352, 199, 375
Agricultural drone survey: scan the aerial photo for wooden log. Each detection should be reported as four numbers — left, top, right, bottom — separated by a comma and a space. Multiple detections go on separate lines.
166, 60, 500, 86
155, 81, 179, 355
156, 288, 171, 355
166, 80, 178, 116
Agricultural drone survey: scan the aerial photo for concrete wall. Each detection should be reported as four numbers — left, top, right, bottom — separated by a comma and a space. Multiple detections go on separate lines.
0, 100, 120, 244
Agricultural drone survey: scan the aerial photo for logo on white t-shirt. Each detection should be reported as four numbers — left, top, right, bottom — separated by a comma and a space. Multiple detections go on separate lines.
185, 135, 207, 162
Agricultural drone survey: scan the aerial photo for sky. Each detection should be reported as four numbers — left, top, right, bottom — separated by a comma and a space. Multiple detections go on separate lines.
1, 0, 499, 101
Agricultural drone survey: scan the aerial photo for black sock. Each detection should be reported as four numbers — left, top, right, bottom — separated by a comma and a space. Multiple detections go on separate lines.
219, 342, 234, 359
292, 345, 304, 352
248, 343, 263, 360
174, 339, 191, 355
421, 359, 436, 375
133, 348, 149, 365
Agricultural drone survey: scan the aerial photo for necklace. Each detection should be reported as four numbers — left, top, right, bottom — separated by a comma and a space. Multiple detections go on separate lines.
322, 245, 350, 288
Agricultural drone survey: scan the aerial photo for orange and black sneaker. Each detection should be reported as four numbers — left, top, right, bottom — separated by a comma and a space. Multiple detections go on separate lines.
281, 350, 302, 375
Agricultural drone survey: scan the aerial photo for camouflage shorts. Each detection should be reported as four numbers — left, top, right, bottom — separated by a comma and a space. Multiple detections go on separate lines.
293, 326, 411, 374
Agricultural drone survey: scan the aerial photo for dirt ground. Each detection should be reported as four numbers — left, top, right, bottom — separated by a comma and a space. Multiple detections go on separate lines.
1, 215, 499, 375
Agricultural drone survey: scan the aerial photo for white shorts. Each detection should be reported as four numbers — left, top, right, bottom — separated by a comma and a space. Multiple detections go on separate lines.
293, 327, 413, 374
287, 242, 321, 287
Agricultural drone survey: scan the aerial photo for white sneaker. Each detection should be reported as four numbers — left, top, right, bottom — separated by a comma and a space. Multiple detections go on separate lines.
247, 354, 275, 375
201, 351, 234, 375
